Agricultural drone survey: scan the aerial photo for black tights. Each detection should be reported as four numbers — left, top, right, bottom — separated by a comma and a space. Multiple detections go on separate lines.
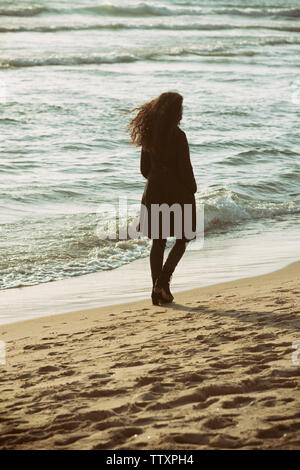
150, 238, 189, 286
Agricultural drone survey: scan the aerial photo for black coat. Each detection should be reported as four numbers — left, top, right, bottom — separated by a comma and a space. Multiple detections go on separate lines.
138, 126, 197, 240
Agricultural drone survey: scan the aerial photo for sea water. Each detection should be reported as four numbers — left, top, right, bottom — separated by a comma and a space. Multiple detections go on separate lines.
0, 0, 299, 294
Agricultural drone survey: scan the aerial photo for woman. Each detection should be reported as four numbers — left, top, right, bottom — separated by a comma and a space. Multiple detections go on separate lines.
126, 91, 197, 305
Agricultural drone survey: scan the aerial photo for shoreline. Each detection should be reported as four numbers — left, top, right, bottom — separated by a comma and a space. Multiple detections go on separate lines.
1, 259, 299, 333
1, 218, 299, 326
0, 261, 299, 449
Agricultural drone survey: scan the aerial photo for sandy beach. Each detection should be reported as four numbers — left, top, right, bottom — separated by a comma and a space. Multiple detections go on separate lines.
2, 0, 300, 454
0, 261, 299, 450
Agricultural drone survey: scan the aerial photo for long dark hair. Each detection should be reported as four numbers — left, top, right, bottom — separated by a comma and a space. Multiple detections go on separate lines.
125, 91, 183, 153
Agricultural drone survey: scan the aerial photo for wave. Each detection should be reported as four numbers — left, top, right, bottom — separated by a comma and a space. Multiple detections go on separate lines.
201, 189, 300, 232
167, 47, 260, 58
221, 148, 299, 166
272, 26, 300, 33
1, 3, 299, 19
80, 3, 185, 17
213, 7, 300, 19
0, 3, 202, 18
1, 22, 300, 35
0, 45, 264, 69
0, 5, 46, 17
1, 189, 299, 290
108, 190, 300, 235
0, 53, 139, 68
81, 6, 293, 20
262, 38, 300, 46
278, 8, 300, 18
0, 23, 239, 33
7, 38, 299, 68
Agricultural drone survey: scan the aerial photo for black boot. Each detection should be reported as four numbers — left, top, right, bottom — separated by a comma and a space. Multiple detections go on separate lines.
151, 288, 161, 305
154, 270, 174, 303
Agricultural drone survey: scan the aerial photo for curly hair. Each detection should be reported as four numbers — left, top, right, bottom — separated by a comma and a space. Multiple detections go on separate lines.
125, 91, 183, 153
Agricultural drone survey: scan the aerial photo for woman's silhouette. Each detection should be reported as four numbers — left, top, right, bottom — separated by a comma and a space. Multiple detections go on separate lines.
127, 92, 197, 305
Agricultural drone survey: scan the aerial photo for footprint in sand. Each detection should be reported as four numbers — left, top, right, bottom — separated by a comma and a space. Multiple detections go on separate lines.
209, 434, 241, 449
255, 422, 300, 439
92, 427, 143, 450
37, 365, 60, 374
203, 415, 236, 430
222, 395, 253, 409
167, 432, 209, 445
24, 343, 51, 351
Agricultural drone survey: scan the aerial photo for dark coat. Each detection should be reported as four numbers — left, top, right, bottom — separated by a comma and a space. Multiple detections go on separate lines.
138, 126, 197, 240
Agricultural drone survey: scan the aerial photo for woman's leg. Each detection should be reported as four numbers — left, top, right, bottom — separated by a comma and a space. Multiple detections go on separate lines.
150, 238, 167, 286
154, 238, 189, 302
162, 238, 189, 278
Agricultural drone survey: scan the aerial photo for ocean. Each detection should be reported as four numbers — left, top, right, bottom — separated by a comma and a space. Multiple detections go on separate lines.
1, 0, 300, 293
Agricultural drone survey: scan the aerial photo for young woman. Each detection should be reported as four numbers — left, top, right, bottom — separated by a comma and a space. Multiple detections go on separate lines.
127, 91, 197, 305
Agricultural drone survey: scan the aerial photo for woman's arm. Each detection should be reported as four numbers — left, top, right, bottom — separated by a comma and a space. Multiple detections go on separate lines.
177, 131, 197, 194
140, 147, 151, 178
